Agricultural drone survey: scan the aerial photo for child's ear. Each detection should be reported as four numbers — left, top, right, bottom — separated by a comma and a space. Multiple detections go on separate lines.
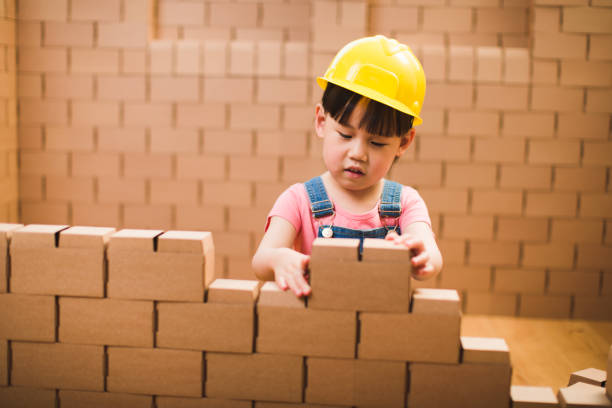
314, 103, 326, 139
396, 128, 416, 157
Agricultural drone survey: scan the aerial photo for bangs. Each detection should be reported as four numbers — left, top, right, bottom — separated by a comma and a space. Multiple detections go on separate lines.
321, 82, 414, 137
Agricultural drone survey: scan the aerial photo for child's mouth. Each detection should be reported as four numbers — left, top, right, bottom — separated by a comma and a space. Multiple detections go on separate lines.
345, 167, 365, 177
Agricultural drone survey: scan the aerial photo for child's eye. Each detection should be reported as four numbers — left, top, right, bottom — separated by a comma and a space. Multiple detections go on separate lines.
339, 132, 352, 139
371, 141, 387, 147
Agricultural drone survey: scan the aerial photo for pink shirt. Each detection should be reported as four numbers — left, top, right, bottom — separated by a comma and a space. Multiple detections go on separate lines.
266, 181, 432, 255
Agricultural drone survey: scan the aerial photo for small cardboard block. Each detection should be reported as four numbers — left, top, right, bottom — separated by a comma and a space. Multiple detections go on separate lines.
207, 279, 260, 304
59, 298, 154, 347
107, 347, 202, 397
305, 357, 406, 407
511, 385, 559, 408
558, 382, 612, 407
361, 238, 412, 263
10, 224, 69, 248
359, 312, 460, 363
308, 259, 410, 312
311, 238, 360, 261
409, 362, 512, 408
206, 353, 303, 402
0, 386, 56, 407
0, 340, 7, 386
259, 281, 305, 308
108, 229, 214, 301
59, 390, 152, 408
157, 302, 253, 353
461, 336, 510, 365
0, 294, 55, 341
11, 342, 104, 391
157, 396, 253, 408
0, 223, 23, 293
569, 368, 607, 387
411, 288, 461, 314
608, 345, 612, 399
257, 284, 356, 357
10, 226, 114, 296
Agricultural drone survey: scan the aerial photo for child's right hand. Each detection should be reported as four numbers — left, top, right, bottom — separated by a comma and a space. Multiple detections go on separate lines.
273, 248, 311, 297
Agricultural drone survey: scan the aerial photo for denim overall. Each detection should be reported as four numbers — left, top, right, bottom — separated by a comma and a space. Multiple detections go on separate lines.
304, 176, 402, 252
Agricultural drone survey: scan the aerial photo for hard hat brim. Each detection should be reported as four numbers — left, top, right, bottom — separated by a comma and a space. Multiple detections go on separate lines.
317, 77, 423, 127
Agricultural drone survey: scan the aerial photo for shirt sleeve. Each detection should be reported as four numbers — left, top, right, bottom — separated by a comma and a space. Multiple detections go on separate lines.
265, 183, 304, 234
399, 186, 432, 232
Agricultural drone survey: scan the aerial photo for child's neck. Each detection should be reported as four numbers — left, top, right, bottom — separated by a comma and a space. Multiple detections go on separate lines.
321, 172, 384, 214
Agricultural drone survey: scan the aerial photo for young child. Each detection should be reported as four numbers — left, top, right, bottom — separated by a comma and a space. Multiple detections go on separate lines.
252, 35, 442, 297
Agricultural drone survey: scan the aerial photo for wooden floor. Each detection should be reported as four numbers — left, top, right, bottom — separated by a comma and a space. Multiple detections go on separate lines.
461, 315, 612, 393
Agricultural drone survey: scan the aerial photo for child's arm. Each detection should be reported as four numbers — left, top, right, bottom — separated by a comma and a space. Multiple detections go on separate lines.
386, 221, 443, 281
251, 216, 311, 297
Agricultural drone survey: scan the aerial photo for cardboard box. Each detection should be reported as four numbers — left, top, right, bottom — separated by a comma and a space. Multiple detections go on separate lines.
608, 345, 612, 399
305, 357, 406, 407
0, 223, 23, 293
108, 229, 214, 301
59, 297, 154, 347
107, 347, 202, 397
0, 294, 55, 342
409, 362, 511, 408
0, 386, 57, 407
255, 404, 345, 408
0, 340, 7, 386
11, 342, 104, 391
157, 302, 254, 353
157, 396, 252, 408
310, 238, 360, 261
411, 288, 461, 315
361, 238, 412, 262
207, 279, 260, 304
206, 352, 303, 402
510, 385, 559, 408
10, 225, 114, 296
59, 390, 152, 408
257, 282, 356, 358
461, 336, 510, 365
558, 382, 612, 407
308, 259, 411, 312
359, 312, 460, 363
569, 368, 607, 387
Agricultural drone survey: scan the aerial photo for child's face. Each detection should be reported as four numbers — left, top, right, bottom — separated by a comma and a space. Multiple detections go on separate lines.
314, 101, 414, 193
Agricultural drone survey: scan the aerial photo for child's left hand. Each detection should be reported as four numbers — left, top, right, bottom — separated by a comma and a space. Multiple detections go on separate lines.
385, 231, 435, 280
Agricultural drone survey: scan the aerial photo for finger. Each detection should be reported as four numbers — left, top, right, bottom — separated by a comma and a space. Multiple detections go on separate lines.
296, 273, 311, 296
413, 264, 435, 278
412, 252, 430, 266
276, 275, 288, 291
284, 273, 301, 297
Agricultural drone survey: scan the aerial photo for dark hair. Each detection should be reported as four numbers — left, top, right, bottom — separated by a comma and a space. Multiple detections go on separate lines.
321, 82, 414, 137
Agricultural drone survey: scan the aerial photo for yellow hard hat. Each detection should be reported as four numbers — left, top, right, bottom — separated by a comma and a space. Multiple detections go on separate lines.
317, 35, 426, 126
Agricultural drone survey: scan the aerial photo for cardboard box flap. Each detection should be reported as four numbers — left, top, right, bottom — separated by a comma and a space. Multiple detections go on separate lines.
362, 238, 411, 263
311, 238, 360, 261
158, 230, 214, 254
411, 288, 461, 315
510, 385, 559, 406
108, 229, 164, 252
461, 336, 509, 365
207, 279, 261, 304
258, 282, 305, 308
11, 224, 69, 248
59, 226, 116, 249
558, 382, 612, 407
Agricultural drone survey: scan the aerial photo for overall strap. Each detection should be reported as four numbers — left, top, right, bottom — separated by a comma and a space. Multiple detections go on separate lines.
304, 176, 334, 219
379, 180, 402, 218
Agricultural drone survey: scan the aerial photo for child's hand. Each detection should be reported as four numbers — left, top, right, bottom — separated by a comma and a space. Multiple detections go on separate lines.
385, 231, 435, 280
273, 249, 311, 297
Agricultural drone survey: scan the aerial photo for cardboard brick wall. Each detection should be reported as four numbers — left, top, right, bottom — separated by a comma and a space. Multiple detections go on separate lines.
0, 225, 544, 407
2, 0, 610, 320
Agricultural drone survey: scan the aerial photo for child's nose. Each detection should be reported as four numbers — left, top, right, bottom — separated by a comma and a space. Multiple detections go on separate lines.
348, 140, 368, 161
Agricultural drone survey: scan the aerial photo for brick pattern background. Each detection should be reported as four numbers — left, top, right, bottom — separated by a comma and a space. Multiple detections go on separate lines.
0, 1, 18, 222
0, 0, 611, 318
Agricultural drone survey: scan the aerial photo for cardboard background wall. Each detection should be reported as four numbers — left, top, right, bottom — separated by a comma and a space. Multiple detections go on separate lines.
0, 0, 611, 318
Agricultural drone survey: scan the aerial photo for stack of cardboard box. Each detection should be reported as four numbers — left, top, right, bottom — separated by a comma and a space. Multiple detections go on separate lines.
0, 223, 610, 407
